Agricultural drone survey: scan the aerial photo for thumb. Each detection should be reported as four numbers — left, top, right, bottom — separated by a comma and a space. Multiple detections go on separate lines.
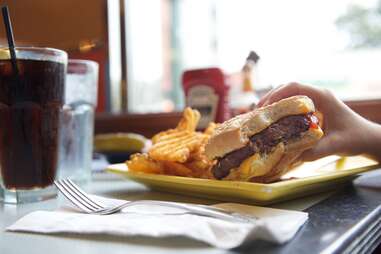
299, 134, 340, 161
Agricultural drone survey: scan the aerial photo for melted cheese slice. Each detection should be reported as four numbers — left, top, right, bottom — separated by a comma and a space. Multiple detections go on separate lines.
238, 143, 285, 180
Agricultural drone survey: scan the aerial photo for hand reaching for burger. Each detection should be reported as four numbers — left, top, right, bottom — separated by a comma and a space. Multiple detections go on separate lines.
257, 82, 381, 162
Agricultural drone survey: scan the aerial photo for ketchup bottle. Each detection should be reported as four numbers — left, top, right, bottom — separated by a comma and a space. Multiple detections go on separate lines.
182, 68, 230, 129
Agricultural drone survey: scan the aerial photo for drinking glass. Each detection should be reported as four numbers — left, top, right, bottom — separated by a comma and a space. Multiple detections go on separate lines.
0, 47, 67, 203
58, 59, 98, 184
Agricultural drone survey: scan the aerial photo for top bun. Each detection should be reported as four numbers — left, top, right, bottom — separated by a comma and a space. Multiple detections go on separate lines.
204, 95, 316, 159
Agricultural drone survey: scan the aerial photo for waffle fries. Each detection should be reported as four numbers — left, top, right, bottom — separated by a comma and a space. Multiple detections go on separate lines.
127, 108, 216, 178
176, 107, 200, 132
127, 153, 163, 174
149, 131, 207, 163
151, 107, 200, 144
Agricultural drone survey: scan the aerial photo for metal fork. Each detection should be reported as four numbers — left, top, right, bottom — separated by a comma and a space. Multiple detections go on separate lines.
54, 179, 256, 223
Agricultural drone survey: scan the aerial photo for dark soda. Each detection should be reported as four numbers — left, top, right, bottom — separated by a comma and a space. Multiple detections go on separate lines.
0, 58, 65, 189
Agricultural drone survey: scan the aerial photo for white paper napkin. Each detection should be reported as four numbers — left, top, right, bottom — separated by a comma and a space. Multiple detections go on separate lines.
7, 197, 308, 249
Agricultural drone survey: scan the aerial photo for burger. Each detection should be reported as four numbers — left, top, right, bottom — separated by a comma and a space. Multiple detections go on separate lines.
204, 95, 324, 183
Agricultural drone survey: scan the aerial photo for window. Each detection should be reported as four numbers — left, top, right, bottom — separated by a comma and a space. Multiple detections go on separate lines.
124, 0, 381, 113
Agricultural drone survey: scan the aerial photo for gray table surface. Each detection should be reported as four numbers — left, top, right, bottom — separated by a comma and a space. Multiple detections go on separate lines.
1, 172, 381, 254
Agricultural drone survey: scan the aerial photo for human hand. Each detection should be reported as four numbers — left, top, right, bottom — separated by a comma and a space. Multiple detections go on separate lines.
257, 83, 381, 162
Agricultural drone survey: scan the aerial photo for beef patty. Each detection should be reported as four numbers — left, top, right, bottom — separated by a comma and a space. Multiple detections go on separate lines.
212, 114, 315, 179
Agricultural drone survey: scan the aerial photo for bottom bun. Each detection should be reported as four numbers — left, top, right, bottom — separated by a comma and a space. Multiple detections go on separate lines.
249, 150, 302, 183
258, 127, 323, 183
223, 127, 323, 183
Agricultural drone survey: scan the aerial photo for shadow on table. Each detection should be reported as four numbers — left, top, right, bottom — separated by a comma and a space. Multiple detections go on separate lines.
100, 188, 221, 205
12, 230, 290, 252
20, 231, 211, 249
100, 186, 335, 211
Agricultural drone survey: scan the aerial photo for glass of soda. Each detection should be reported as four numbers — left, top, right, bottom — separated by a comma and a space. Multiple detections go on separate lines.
0, 47, 67, 204
58, 59, 98, 185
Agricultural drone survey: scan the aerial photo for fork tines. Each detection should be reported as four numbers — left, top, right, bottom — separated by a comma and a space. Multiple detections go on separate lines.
54, 179, 104, 213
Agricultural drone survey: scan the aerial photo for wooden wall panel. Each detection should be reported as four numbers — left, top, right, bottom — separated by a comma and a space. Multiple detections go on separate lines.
0, 0, 110, 112
0, 0, 107, 50
346, 99, 381, 124
95, 99, 381, 138
95, 112, 183, 138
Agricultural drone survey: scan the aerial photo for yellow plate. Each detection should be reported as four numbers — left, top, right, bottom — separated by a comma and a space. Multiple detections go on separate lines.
107, 155, 380, 205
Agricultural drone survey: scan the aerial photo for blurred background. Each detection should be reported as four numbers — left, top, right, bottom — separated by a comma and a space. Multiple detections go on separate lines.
0, 0, 381, 114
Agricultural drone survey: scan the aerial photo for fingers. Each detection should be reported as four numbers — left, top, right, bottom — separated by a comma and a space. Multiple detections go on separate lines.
257, 84, 286, 107
299, 134, 341, 161
261, 83, 305, 106
256, 82, 347, 162
257, 82, 326, 109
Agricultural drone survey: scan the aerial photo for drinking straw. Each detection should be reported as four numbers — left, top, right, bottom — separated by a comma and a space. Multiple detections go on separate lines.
1, 5, 19, 76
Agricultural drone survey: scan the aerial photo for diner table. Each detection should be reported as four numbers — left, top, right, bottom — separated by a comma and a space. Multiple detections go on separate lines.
1, 170, 381, 254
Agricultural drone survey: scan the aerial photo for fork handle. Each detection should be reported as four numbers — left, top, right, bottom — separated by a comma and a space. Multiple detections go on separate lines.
98, 200, 253, 223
